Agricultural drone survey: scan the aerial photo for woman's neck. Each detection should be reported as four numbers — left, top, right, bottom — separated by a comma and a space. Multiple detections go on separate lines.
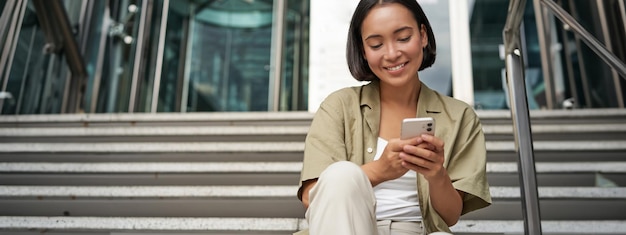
379, 79, 421, 108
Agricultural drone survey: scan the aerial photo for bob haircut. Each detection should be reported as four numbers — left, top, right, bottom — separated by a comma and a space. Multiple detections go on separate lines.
347, 0, 437, 81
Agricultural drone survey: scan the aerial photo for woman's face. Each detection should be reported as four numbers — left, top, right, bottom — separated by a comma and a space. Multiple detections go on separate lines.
361, 3, 428, 87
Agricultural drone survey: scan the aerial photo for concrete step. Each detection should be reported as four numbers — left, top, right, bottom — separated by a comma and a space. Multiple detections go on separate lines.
2, 162, 624, 174
0, 140, 624, 153
1, 141, 625, 163
2, 109, 625, 127
1, 185, 623, 199
1, 123, 625, 142
0, 185, 297, 198
1, 162, 624, 187
0, 217, 625, 234
1, 110, 624, 234
2, 172, 624, 187
0, 186, 624, 220
0, 126, 310, 143
0, 112, 315, 128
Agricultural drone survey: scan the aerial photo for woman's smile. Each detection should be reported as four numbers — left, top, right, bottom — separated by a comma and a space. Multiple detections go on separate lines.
385, 62, 408, 72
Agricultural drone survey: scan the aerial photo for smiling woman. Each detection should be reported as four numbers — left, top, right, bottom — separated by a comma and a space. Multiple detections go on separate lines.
297, 0, 491, 234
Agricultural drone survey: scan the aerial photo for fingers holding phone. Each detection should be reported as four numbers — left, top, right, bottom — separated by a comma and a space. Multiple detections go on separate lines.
399, 117, 446, 179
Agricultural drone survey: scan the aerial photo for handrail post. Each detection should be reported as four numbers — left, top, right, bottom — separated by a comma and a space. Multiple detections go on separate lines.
503, 0, 543, 234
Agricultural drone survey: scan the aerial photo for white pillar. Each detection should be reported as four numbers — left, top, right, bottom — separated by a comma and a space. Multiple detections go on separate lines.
308, 0, 363, 113
448, 0, 475, 107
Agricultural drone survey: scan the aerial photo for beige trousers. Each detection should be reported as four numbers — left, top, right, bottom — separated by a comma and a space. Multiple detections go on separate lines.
305, 161, 427, 235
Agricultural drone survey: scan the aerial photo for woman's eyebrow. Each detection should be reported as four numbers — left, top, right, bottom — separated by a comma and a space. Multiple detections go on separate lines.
364, 26, 413, 41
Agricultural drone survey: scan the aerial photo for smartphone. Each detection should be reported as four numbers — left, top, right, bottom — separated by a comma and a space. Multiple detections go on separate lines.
400, 117, 435, 140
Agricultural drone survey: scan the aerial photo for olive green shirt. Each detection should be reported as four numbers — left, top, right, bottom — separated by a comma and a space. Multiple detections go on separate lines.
298, 80, 491, 233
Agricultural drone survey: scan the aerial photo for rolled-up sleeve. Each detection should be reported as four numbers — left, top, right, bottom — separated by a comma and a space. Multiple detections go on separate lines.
448, 110, 492, 215
298, 93, 349, 200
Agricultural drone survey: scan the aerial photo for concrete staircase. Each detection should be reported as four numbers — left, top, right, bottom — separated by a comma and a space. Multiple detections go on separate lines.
0, 110, 625, 235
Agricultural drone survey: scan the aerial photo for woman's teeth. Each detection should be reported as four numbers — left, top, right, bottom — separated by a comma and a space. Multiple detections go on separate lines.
387, 63, 405, 71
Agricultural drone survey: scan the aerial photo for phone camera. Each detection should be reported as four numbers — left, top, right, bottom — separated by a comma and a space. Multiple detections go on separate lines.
427, 123, 433, 127
427, 128, 432, 132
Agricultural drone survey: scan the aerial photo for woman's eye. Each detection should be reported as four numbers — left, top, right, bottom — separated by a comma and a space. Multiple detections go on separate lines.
370, 44, 382, 49
399, 36, 411, 42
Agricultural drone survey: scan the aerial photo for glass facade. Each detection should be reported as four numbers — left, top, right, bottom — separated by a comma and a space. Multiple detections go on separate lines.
0, 0, 309, 114
469, 0, 626, 110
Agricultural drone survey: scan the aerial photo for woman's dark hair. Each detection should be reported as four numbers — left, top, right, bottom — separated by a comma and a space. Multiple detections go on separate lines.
347, 0, 437, 81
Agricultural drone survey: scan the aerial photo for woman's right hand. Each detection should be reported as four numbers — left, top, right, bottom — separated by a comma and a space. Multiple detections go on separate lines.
363, 138, 420, 186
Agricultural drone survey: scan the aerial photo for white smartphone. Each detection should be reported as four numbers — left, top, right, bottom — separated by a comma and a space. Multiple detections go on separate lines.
400, 117, 435, 140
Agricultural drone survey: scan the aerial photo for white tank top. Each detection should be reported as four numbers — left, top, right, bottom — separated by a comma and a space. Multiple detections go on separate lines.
373, 137, 422, 221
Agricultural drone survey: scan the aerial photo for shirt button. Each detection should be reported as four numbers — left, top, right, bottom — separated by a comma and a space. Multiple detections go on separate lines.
367, 147, 373, 153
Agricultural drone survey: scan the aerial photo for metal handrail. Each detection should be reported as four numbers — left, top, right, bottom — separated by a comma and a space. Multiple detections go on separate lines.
540, 0, 626, 79
31, 0, 88, 113
503, 0, 543, 234
503, 0, 626, 234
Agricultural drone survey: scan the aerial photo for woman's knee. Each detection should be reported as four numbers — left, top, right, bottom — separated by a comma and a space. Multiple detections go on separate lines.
317, 161, 370, 194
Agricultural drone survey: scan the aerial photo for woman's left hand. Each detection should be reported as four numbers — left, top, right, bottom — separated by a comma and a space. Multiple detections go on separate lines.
398, 134, 446, 181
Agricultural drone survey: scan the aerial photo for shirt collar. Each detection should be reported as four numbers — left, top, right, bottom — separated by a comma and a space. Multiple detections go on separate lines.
359, 80, 442, 137
416, 82, 443, 117
361, 80, 380, 138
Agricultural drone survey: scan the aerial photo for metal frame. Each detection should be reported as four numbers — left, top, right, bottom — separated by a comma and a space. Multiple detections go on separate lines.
503, 0, 543, 234
567, 0, 593, 107
174, 6, 189, 113
180, 3, 196, 113
150, 0, 170, 113
595, 0, 624, 108
0, 0, 27, 112
557, 8, 579, 107
129, 0, 150, 112
0, 0, 17, 45
540, 0, 626, 79
268, 0, 286, 111
90, 0, 112, 113
47, 0, 88, 113
291, 10, 302, 111
620, 0, 626, 45
0, 0, 23, 86
133, 0, 154, 112
533, 0, 556, 109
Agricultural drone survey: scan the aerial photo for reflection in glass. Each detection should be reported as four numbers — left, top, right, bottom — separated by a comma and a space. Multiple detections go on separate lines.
470, 0, 543, 110
2, 0, 310, 114
2, 2, 71, 114
157, 0, 309, 112
280, 0, 309, 111
91, 0, 141, 113
160, 0, 274, 112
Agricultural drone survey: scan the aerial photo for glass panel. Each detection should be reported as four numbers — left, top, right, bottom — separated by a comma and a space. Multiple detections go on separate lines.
469, 0, 508, 109
92, 0, 142, 113
2, 1, 73, 114
83, 0, 106, 113
159, 0, 274, 112
280, 0, 309, 111
567, 0, 622, 108
469, 0, 543, 110
154, 0, 183, 112
136, 0, 165, 112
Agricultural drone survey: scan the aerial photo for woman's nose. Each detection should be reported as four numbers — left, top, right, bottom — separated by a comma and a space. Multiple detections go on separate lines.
384, 44, 401, 60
